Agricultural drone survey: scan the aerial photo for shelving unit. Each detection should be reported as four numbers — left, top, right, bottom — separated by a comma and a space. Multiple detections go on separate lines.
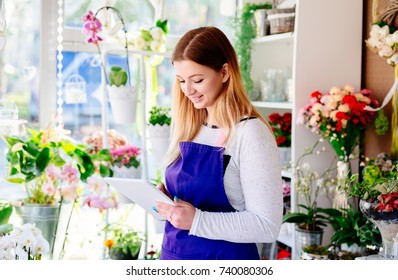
250, 0, 363, 259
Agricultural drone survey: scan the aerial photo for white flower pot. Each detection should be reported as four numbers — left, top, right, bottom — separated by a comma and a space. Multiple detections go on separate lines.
112, 165, 141, 204
148, 124, 170, 164
107, 85, 138, 124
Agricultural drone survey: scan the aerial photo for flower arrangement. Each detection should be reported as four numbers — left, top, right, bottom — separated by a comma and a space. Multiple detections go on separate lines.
347, 152, 398, 209
298, 84, 378, 161
110, 144, 141, 169
268, 112, 292, 147
3, 126, 96, 206
366, 21, 398, 66
0, 223, 49, 260
82, 174, 118, 212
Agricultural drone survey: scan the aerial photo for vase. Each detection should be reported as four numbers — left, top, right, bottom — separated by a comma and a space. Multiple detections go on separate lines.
107, 85, 138, 124
333, 160, 350, 210
294, 226, 323, 259
14, 203, 61, 259
359, 199, 398, 259
148, 124, 170, 164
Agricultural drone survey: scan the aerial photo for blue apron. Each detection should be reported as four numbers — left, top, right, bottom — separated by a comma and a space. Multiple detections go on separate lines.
160, 141, 260, 260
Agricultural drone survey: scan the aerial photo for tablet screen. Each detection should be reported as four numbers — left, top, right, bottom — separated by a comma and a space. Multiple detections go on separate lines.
104, 177, 174, 221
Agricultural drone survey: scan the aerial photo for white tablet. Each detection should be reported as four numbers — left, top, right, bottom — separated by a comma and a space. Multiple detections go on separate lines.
104, 177, 174, 221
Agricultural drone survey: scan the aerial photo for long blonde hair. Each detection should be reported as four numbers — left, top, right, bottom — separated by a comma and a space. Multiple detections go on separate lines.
164, 26, 270, 166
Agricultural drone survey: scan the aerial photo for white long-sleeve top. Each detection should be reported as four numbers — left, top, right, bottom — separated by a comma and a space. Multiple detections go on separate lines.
188, 118, 283, 243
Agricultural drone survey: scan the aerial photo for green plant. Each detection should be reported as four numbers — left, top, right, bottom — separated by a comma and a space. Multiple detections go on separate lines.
282, 139, 341, 230
233, 2, 272, 96
329, 206, 381, 248
148, 105, 171, 126
109, 65, 128, 87
104, 222, 145, 259
0, 200, 13, 235
303, 244, 329, 255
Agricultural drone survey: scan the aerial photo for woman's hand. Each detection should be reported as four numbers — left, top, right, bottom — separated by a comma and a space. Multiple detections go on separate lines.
155, 197, 196, 230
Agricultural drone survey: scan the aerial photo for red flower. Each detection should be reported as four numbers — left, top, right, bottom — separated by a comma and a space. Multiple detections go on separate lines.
268, 112, 292, 147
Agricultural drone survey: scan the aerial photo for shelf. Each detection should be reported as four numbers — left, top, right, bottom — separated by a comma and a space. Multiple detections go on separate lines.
281, 169, 292, 179
252, 101, 293, 109
277, 224, 294, 248
253, 32, 294, 44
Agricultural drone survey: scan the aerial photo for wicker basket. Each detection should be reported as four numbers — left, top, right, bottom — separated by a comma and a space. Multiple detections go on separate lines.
267, 7, 295, 35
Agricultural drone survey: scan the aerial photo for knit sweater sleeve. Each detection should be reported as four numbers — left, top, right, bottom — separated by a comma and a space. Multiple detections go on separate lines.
189, 119, 283, 243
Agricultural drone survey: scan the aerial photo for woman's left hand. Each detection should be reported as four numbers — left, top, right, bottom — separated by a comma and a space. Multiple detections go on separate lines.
155, 197, 196, 230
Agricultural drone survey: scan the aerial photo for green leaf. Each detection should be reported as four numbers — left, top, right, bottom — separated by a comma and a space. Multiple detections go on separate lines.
35, 147, 50, 173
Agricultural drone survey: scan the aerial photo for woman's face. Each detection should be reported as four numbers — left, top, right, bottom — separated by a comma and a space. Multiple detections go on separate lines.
174, 60, 229, 111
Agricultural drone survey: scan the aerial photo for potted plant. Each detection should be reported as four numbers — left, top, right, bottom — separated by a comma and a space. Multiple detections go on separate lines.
344, 152, 398, 258
109, 144, 142, 179
301, 244, 330, 260
282, 139, 342, 257
2, 125, 104, 258
104, 222, 145, 260
82, 9, 137, 124
147, 105, 171, 164
328, 206, 381, 255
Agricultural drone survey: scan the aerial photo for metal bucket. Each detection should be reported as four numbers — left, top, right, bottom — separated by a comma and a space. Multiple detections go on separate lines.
14, 204, 61, 259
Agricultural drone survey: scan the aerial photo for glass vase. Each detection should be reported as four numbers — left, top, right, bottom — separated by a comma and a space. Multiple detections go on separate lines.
359, 200, 398, 259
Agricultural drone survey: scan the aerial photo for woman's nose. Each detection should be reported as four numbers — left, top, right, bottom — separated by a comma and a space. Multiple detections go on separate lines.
184, 82, 196, 96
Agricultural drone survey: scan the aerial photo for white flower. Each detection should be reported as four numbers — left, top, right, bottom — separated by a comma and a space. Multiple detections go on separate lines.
134, 36, 147, 51
378, 45, 394, 57
150, 39, 164, 52
150, 27, 164, 41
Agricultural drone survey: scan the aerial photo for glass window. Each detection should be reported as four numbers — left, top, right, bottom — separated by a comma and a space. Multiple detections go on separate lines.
2, 0, 40, 125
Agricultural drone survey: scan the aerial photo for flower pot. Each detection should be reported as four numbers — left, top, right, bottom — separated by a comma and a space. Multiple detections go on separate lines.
295, 226, 323, 259
107, 85, 138, 124
112, 165, 141, 179
109, 247, 140, 260
148, 124, 170, 164
14, 203, 61, 259
360, 199, 398, 259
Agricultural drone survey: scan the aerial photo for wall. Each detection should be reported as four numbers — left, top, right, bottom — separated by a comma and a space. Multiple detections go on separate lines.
363, 0, 396, 158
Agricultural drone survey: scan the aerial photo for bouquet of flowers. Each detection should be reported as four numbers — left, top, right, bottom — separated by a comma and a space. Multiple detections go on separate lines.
268, 112, 292, 147
366, 21, 398, 66
298, 85, 379, 161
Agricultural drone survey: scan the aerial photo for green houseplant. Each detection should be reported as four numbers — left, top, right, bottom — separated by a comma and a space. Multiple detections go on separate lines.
233, 2, 272, 96
147, 105, 171, 163
109, 65, 128, 87
148, 105, 171, 126
104, 222, 145, 260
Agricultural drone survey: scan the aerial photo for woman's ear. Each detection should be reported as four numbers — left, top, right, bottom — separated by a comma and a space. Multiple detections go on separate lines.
221, 63, 230, 83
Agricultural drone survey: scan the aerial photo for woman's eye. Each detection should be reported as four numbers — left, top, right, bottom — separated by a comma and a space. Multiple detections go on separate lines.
194, 79, 203, 84
179, 80, 185, 84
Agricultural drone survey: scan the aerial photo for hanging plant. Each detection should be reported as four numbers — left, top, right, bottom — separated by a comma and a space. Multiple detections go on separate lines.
233, 2, 272, 96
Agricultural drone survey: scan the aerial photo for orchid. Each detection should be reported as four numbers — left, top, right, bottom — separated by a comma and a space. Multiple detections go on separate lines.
82, 175, 118, 212
298, 85, 378, 161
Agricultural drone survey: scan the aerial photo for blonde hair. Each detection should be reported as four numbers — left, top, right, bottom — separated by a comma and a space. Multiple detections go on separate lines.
164, 26, 270, 166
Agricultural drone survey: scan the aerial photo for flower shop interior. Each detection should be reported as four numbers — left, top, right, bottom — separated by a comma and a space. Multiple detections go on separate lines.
0, 0, 398, 261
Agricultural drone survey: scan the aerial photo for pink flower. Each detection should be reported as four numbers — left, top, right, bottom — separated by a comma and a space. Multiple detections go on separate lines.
42, 181, 56, 196
60, 183, 78, 201
82, 10, 103, 45
45, 164, 61, 181
60, 164, 80, 184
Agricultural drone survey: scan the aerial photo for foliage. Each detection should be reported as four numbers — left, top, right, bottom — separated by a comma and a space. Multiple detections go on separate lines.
2, 127, 98, 205
104, 222, 145, 259
298, 85, 378, 161
303, 244, 329, 255
329, 206, 381, 248
148, 105, 171, 126
346, 152, 398, 204
109, 65, 128, 87
268, 112, 292, 147
128, 19, 169, 52
0, 199, 12, 226
283, 139, 341, 230
375, 109, 389, 135
233, 2, 272, 96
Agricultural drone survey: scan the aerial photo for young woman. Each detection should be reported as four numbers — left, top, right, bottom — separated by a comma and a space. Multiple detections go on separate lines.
154, 26, 283, 260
